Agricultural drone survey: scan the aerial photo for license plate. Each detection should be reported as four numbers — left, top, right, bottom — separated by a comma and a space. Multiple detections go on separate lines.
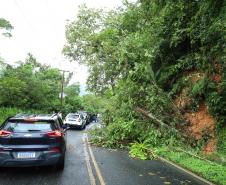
17, 152, 36, 159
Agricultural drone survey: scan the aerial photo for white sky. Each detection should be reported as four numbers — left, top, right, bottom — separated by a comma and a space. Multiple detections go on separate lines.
0, 0, 122, 85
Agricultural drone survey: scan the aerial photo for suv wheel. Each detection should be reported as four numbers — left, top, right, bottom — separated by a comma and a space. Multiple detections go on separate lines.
56, 154, 65, 170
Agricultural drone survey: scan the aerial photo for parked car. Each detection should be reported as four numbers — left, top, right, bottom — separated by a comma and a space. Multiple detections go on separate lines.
91, 113, 97, 122
79, 111, 91, 125
0, 113, 67, 170
64, 113, 86, 129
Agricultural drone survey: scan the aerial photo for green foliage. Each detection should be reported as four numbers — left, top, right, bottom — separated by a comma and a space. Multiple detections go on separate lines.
218, 127, 226, 155
191, 77, 208, 97
90, 119, 139, 148
0, 18, 13, 37
156, 148, 226, 185
0, 107, 22, 125
0, 107, 43, 125
64, 0, 226, 125
63, 4, 226, 185
90, 116, 184, 154
206, 89, 226, 128
64, 96, 81, 114
129, 142, 151, 160
65, 0, 226, 158
141, 127, 183, 148
63, 83, 82, 113
90, 119, 159, 149
65, 83, 80, 97
0, 77, 26, 107
81, 94, 103, 113
0, 54, 67, 111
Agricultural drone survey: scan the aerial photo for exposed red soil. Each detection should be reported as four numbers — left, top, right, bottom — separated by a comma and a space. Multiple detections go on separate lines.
173, 71, 219, 153
203, 138, 217, 153
175, 73, 204, 111
210, 74, 222, 83
184, 102, 216, 152
185, 102, 215, 139
210, 62, 222, 92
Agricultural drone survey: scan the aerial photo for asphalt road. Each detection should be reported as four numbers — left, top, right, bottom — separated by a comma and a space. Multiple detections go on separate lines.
0, 122, 208, 185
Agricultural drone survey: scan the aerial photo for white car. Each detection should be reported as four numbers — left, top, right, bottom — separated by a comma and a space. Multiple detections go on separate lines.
64, 113, 86, 130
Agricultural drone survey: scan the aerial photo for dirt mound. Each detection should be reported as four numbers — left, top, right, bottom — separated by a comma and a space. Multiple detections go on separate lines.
203, 138, 217, 153
185, 102, 216, 152
174, 71, 218, 153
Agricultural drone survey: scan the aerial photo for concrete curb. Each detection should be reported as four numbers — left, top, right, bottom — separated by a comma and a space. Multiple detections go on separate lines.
158, 156, 215, 185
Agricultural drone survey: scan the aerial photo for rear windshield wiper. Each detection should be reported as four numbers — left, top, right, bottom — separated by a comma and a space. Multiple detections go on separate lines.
27, 129, 42, 132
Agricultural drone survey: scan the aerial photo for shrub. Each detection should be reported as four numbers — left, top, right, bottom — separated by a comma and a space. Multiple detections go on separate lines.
0, 107, 44, 125
0, 107, 22, 124
129, 142, 150, 160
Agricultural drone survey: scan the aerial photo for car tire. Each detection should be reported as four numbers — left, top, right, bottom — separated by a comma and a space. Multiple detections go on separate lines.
56, 154, 65, 171
80, 124, 85, 130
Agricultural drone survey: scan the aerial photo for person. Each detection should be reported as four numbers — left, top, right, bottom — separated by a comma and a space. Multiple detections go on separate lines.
92, 114, 97, 122
58, 112, 62, 119
97, 113, 100, 123
52, 109, 62, 119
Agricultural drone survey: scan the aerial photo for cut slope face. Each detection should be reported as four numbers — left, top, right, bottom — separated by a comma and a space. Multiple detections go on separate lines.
185, 102, 216, 152
173, 72, 218, 153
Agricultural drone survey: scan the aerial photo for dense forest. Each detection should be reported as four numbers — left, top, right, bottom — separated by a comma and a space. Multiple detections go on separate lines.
63, 1, 226, 182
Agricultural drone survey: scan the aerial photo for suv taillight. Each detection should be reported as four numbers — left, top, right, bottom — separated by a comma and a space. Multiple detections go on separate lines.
0, 130, 11, 137
50, 147, 60, 153
46, 130, 62, 137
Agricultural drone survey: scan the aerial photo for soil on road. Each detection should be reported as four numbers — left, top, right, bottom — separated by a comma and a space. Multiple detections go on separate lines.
0, 123, 208, 185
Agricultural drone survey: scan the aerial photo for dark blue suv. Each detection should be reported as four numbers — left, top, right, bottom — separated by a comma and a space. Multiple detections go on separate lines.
0, 113, 67, 170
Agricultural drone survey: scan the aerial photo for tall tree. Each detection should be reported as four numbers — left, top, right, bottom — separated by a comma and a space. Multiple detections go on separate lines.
0, 54, 63, 111
0, 18, 13, 37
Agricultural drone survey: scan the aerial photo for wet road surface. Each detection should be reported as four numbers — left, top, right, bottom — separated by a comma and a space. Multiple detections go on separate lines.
0, 123, 208, 185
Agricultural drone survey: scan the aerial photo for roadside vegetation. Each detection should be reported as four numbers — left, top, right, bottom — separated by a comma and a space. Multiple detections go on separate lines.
156, 147, 226, 185
0, 107, 22, 124
64, 1, 226, 184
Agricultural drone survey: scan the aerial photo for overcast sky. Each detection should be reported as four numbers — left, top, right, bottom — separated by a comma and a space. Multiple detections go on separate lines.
0, 0, 122, 85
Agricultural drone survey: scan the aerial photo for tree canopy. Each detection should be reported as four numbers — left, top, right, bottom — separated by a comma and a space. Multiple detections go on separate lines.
0, 18, 13, 37
0, 54, 64, 111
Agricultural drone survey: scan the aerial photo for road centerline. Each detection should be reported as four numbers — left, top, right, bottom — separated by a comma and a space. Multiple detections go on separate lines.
84, 133, 106, 185
83, 134, 96, 185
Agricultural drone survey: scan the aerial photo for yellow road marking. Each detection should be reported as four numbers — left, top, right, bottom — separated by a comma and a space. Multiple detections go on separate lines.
148, 172, 156, 176
83, 135, 96, 185
163, 182, 171, 184
84, 134, 106, 185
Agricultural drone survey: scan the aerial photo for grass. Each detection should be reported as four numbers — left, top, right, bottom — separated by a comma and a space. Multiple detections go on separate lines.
218, 127, 226, 156
156, 147, 226, 185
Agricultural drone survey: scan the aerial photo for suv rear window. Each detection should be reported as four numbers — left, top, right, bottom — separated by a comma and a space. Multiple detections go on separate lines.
67, 114, 79, 119
3, 120, 54, 132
